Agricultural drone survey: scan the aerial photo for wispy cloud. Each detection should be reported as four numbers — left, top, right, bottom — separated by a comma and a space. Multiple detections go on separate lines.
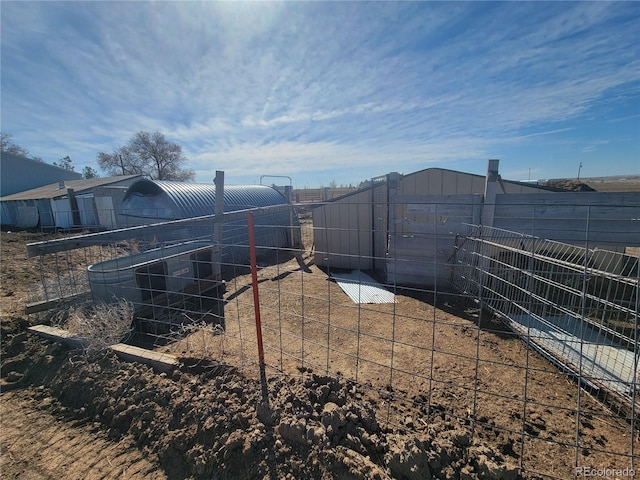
1, 1, 638, 183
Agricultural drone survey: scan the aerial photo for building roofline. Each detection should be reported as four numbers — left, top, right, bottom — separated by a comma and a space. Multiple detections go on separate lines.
0, 175, 144, 201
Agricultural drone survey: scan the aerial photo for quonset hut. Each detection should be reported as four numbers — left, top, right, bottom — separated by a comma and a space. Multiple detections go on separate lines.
117, 179, 300, 265
87, 179, 300, 308
118, 179, 289, 221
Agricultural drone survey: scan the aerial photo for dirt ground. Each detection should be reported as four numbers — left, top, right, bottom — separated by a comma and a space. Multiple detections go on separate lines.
1, 228, 637, 479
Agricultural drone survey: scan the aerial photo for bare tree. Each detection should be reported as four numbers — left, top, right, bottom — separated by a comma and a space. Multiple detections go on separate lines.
97, 131, 195, 181
97, 146, 140, 176
0, 132, 42, 161
1, 132, 29, 156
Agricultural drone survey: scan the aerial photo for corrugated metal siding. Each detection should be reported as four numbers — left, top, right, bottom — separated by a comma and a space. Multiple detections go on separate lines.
331, 270, 396, 304
77, 196, 98, 227
0, 200, 39, 228
1, 175, 144, 228
509, 314, 636, 398
118, 180, 297, 267
1, 153, 82, 197
120, 180, 287, 220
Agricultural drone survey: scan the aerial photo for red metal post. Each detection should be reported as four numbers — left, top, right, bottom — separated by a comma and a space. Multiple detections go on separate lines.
247, 211, 269, 404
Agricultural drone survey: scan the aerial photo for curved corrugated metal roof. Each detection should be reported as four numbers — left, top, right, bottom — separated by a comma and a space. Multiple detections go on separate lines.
121, 179, 286, 219
118, 179, 298, 264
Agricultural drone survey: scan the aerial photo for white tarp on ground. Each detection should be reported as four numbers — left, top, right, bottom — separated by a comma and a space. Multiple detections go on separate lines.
331, 270, 396, 304
509, 314, 637, 399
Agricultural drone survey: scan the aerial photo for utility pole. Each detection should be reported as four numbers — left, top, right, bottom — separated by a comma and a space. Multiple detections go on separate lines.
577, 162, 583, 180
118, 154, 125, 175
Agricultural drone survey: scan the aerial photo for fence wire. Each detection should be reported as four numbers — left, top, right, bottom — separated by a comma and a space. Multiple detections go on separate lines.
450, 225, 638, 409
27, 200, 639, 479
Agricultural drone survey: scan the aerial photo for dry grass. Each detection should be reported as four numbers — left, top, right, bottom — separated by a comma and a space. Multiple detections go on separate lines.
171, 320, 227, 359
59, 300, 135, 354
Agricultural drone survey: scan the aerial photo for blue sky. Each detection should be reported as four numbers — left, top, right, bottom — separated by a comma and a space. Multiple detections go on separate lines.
1, 1, 639, 187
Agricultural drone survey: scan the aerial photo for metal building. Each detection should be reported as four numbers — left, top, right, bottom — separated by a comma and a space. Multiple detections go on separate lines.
313, 162, 640, 288
116, 179, 300, 267
27, 178, 301, 316
0, 152, 82, 197
0, 175, 143, 229
118, 179, 290, 221
313, 165, 550, 270
312, 163, 546, 287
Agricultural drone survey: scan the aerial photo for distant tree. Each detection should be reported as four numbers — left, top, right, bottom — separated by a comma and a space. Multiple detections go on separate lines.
0, 132, 43, 161
97, 131, 195, 181
329, 179, 337, 189
53, 155, 74, 171
97, 146, 142, 176
82, 166, 100, 179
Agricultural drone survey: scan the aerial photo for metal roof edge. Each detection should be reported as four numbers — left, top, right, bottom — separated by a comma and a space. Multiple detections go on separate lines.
0, 175, 145, 201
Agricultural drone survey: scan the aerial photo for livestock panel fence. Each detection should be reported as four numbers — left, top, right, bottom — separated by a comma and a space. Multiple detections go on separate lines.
25, 199, 639, 479
449, 224, 638, 414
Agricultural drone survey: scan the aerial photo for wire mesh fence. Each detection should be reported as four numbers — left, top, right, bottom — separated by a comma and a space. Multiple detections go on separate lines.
26, 198, 639, 479
450, 225, 638, 411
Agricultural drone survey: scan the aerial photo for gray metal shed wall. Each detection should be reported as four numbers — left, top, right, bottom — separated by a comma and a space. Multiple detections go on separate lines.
387, 194, 483, 287
312, 187, 375, 270
398, 168, 548, 196
0, 198, 55, 229
0, 176, 143, 229
398, 169, 486, 195
93, 186, 131, 230
0, 153, 82, 197
493, 192, 640, 248
0, 200, 38, 228
312, 167, 559, 287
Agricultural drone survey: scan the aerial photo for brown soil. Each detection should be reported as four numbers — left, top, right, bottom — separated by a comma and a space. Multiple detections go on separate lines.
1, 228, 637, 479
